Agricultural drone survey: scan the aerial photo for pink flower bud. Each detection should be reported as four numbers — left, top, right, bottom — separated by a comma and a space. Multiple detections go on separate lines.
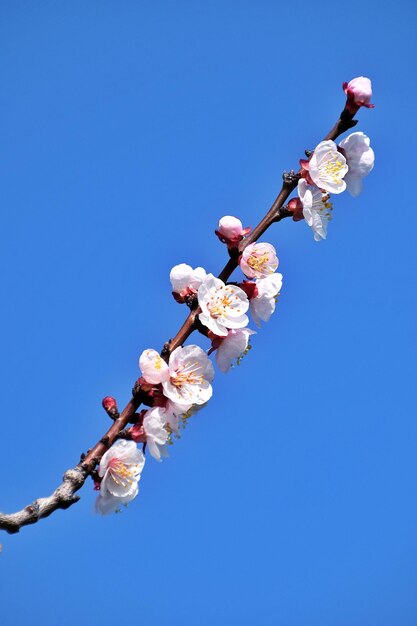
102, 396, 119, 418
215, 215, 251, 247
343, 77, 374, 113
218, 215, 244, 239
288, 197, 304, 222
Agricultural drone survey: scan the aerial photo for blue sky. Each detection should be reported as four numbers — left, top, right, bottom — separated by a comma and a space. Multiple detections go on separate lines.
0, 1, 416, 624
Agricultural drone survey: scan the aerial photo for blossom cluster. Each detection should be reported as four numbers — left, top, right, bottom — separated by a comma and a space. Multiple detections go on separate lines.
96, 226, 283, 513
288, 77, 375, 241
94, 75, 374, 515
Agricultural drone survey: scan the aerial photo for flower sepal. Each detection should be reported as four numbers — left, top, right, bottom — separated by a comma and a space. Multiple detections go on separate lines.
238, 280, 259, 300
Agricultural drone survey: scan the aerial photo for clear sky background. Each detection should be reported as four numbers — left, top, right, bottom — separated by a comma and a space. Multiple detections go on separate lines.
0, 1, 416, 625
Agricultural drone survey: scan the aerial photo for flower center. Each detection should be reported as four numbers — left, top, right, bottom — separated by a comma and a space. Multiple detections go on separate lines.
246, 252, 270, 272
320, 153, 345, 184
108, 458, 136, 484
208, 294, 232, 317
172, 361, 203, 387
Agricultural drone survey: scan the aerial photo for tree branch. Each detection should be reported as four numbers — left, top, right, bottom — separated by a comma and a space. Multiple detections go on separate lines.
0, 100, 359, 534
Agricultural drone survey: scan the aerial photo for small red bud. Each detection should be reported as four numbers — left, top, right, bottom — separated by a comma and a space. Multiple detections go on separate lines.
102, 396, 119, 419
288, 197, 304, 222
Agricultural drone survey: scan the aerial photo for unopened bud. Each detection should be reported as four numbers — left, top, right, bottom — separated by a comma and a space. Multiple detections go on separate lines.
102, 396, 119, 419
215, 215, 251, 248
288, 197, 304, 222
170, 264, 206, 301
343, 77, 374, 114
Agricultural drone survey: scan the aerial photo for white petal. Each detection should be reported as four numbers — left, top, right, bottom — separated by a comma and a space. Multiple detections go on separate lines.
218, 215, 244, 239
190, 267, 207, 289
147, 439, 162, 462
95, 486, 139, 515
215, 329, 255, 372
198, 312, 228, 336
139, 349, 169, 385
256, 274, 282, 298
250, 296, 276, 324
220, 313, 249, 329
344, 172, 363, 197
164, 399, 191, 433
313, 140, 338, 163
338, 132, 374, 196
170, 263, 193, 293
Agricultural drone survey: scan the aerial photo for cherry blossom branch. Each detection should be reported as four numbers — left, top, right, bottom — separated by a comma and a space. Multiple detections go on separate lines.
166, 106, 358, 354
0, 82, 370, 534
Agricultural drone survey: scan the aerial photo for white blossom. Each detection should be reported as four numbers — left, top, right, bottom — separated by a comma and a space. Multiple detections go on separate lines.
143, 407, 169, 462
198, 274, 249, 336
309, 140, 348, 194
298, 179, 332, 242
96, 440, 145, 515
162, 344, 215, 406
338, 132, 375, 196
250, 274, 283, 326
240, 242, 278, 279
139, 348, 169, 385
215, 328, 256, 373
170, 263, 207, 297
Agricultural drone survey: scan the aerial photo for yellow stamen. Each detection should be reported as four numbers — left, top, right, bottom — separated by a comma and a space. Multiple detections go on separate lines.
247, 252, 270, 272
110, 461, 136, 485
208, 295, 232, 317
320, 152, 345, 184
172, 361, 204, 387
